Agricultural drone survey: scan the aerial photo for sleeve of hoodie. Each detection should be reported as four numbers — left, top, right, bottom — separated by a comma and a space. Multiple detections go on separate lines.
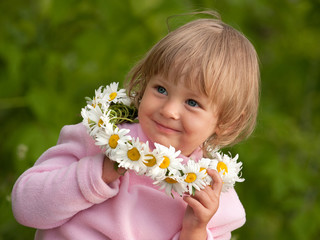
11, 123, 120, 229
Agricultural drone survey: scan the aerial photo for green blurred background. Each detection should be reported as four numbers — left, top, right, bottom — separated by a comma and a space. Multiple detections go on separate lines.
1, 0, 319, 239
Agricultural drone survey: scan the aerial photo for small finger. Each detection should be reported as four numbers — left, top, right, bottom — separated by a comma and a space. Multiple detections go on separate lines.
191, 188, 212, 207
183, 194, 203, 211
207, 169, 223, 194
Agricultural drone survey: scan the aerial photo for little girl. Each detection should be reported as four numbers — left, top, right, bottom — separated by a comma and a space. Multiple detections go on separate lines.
12, 12, 260, 240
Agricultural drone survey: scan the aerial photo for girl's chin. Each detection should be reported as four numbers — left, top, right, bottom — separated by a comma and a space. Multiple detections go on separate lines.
150, 135, 174, 148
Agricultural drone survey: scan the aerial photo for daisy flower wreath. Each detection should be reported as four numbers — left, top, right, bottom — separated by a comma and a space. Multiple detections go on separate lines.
81, 82, 244, 197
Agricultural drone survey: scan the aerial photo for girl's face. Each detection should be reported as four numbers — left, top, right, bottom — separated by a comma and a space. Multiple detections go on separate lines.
138, 75, 219, 156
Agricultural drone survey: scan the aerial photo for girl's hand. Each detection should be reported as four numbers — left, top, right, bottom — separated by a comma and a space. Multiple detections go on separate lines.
102, 156, 126, 183
179, 169, 223, 240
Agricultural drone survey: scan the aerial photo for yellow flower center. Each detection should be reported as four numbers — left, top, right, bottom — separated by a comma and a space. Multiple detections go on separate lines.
159, 156, 170, 169
185, 173, 197, 183
108, 134, 120, 149
109, 92, 117, 101
127, 147, 140, 161
165, 177, 178, 184
144, 154, 157, 167
98, 118, 104, 127
217, 162, 228, 175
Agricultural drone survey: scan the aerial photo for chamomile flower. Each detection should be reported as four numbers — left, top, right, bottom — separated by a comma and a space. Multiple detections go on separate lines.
147, 143, 183, 179
81, 103, 109, 136
104, 82, 129, 104
95, 123, 131, 160
86, 86, 110, 108
153, 170, 186, 197
210, 152, 244, 192
183, 160, 207, 195
116, 137, 148, 174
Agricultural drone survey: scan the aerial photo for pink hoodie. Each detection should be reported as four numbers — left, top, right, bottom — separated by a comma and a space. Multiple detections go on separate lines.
12, 123, 245, 240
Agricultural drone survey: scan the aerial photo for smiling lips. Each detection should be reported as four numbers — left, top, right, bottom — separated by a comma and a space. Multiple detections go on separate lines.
154, 120, 180, 134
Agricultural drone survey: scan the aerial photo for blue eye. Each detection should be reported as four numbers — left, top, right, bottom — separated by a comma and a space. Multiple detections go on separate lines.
186, 99, 199, 107
157, 86, 167, 95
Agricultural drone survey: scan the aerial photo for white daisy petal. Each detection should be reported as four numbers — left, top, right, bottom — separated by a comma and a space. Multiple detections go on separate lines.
198, 158, 216, 185
81, 104, 109, 136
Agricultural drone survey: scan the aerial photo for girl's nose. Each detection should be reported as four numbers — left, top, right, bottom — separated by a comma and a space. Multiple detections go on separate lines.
160, 99, 180, 120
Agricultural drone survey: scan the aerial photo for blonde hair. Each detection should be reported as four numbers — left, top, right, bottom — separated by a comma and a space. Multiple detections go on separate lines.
126, 12, 260, 151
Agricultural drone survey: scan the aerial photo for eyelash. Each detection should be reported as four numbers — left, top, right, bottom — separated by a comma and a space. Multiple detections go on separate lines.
155, 85, 200, 108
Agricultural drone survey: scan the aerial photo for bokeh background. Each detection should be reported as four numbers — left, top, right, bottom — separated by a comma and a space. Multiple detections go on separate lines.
1, 0, 319, 239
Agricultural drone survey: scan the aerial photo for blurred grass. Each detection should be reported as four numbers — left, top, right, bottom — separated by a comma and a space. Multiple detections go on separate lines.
1, 0, 319, 239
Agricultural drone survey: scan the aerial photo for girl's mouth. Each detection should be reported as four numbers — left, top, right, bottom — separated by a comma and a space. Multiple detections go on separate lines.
154, 121, 180, 134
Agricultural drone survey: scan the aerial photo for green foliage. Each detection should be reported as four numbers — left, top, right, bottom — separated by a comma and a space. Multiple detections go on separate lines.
1, 0, 319, 239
